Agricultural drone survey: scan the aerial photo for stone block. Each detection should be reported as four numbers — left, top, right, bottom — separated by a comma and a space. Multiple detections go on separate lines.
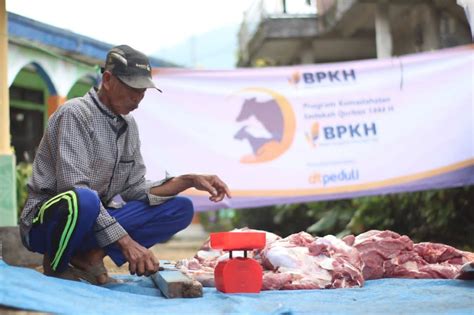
0, 226, 41, 267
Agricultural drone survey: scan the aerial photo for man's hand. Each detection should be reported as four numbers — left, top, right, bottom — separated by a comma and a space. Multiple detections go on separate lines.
190, 174, 232, 202
149, 173, 232, 202
116, 234, 159, 276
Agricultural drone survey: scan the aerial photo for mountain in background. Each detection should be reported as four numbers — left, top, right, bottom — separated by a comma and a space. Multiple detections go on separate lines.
152, 24, 240, 69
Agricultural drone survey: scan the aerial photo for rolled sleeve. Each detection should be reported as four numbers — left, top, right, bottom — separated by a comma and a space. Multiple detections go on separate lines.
146, 173, 175, 206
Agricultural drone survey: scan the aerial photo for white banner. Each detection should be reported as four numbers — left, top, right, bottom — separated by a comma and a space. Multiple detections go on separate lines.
134, 45, 474, 211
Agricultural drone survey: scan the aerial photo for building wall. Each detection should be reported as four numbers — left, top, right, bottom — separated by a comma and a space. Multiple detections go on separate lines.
238, 0, 472, 67
391, 3, 471, 56
8, 41, 97, 164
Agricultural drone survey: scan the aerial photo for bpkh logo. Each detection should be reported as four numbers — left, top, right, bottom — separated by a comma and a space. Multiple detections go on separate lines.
323, 122, 377, 140
302, 69, 356, 84
308, 169, 360, 186
305, 121, 320, 147
305, 122, 377, 147
288, 71, 301, 87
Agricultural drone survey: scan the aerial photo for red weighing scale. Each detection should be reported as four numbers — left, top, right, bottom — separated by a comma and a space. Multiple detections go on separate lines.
210, 232, 266, 293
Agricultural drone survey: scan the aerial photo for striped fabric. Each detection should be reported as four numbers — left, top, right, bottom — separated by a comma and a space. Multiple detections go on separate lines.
33, 190, 78, 271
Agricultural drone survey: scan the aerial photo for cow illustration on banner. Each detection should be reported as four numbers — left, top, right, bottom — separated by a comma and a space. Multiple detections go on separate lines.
234, 89, 295, 163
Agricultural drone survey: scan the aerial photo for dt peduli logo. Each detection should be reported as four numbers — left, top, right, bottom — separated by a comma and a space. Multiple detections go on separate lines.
233, 88, 296, 163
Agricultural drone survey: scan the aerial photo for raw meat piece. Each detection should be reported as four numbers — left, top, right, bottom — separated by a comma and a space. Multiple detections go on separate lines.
260, 233, 364, 289
352, 230, 413, 279
352, 230, 471, 280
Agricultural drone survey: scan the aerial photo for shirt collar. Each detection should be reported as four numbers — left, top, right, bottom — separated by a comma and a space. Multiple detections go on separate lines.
89, 87, 118, 119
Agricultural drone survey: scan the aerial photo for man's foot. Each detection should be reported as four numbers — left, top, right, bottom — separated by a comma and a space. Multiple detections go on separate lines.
70, 261, 121, 285
42, 255, 79, 281
70, 249, 118, 285
43, 250, 119, 285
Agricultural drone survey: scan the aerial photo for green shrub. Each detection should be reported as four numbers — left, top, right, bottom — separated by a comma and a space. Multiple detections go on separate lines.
198, 209, 236, 232
16, 162, 32, 218
347, 186, 474, 249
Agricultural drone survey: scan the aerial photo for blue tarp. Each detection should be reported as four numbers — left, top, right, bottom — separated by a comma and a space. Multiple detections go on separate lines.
1, 260, 473, 314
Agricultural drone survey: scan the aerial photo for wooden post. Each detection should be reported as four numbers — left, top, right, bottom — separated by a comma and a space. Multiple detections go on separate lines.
0, 0, 11, 155
0, 0, 17, 227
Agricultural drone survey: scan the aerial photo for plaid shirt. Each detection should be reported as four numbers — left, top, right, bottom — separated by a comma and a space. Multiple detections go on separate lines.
20, 88, 173, 249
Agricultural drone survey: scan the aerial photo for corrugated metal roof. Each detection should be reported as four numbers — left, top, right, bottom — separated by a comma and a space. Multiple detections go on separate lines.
7, 12, 178, 68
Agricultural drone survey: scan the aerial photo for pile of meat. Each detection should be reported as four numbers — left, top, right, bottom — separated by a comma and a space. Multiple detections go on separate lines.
176, 229, 473, 290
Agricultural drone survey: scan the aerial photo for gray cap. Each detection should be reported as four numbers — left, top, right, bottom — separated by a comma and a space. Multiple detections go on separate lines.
103, 45, 162, 92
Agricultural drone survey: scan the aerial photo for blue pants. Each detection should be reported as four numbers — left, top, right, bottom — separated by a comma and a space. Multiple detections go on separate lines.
29, 188, 194, 272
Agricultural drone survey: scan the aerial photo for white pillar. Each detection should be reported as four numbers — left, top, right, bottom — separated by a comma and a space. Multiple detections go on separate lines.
421, 4, 440, 51
457, 0, 474, 39
375, 0, 392, 58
